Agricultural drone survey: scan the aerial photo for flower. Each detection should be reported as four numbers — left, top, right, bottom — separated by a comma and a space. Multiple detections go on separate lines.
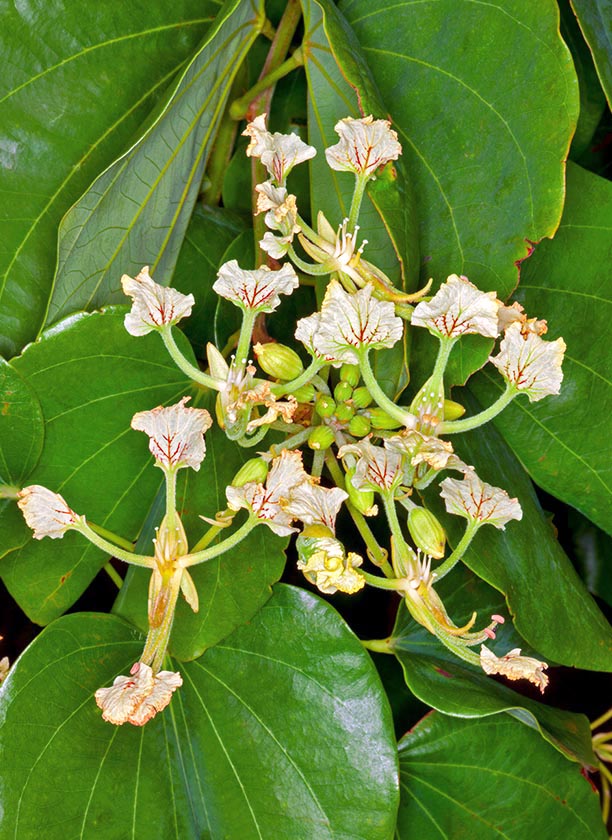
0, 656, 9, 684
385, 430, 456, 471
440, 471, 522, 529
122, 266, 194, 336
283, 483, 348, 531
213, 260, 299, 313
325, 115, 402, 178
496, 301, 548, 336
17, 485, 80, 539
225, 449, 310, 535
296, 534, 366, 595
131, 396, 213, 473
489, 322, 566, 402
480, 645, 549, 693
95, 662, 183, 725
339, 439, 403, 493
411, 274, 499, 340
298, 215, 368, 285
256, 181, 301, 259
243, 115, 316, 184
295, 280, 402, 365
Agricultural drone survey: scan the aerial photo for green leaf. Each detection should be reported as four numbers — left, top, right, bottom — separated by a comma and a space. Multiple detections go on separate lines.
569, 508, 612, 609
0, 586, 399, 839
570, 0, 612, 108
438, 392, 612, 670
391, 565, 597, 765
114, 405, 287, 660
0, 1, 215, 358
45, 0, 265, 327
470, 163, 612, 536
0, 309, 193, 623
0, 359, 44, 485
397, 714, 606, 839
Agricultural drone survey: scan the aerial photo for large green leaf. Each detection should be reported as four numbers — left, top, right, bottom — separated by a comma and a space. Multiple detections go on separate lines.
0, 359, 44, 486
397, 714, 606, 839
391, 565, 597, 765
0, 586, 399, 839
45, 0, 265, 327
470, 164, 612, 536
0, 309, 193, 623
570, 0, 612, 107
434, 393, 612, 670
0, 0, 215, 358
114, 405, 287, 660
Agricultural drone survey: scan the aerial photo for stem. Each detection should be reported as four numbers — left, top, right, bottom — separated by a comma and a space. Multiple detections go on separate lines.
190, 523, 225, 555
141, 572, 182, 673
236, 424, 270, 448
182, 516, 258, 567
361, 638, 394, 654
269, 426, 312, 456
87, 521, 135, 553
311, 449, 325, 478
592, 707, 612, 731
434, 523, 479, 580
103, 562, 124, 589
347, 175, 368, 234
77, 521, 155, 568
249, 0, 302, 117
271, 357, 323, 397
382, 492, 415, 577
202, 111, 239, 206
161, 327, 222, 390
230, 49, 304, 121
234, 308, 257, 369
437, 383, 516, 435
165, 468, 177, 529
359, 349, 414, 427
361, 569, 404, 592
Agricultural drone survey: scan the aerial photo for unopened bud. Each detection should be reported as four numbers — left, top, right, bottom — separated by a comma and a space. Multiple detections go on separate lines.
231, 457, 269, 487
335, 402, 355, 423
308, 426, 335, 450
253, 342, 304, 381
334, 381, 353, 403
207, 343, 229, 380
315, 393, 336, 418
352, 386, 373, 409
340, 364, 360, 387
407, 507, 446, 559
443, 399, 466, 420
368, 407, 402, 430
348, 414, 371, 438
292, 383, 316, 403
344, 468, 377, 516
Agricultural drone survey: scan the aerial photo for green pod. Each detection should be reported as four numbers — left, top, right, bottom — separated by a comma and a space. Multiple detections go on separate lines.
254, 342, 304, 381
315, 393, 336, 418
407, 507, 446, 559
443, 398, 466, 420
292, 383, 316, 403
334, 380, 354, 403
339, 364, 360, 387
348, 414, 371, 438
308, 426, 335, 451
231, 457, 269, 487
335, 402, 355, 423
368, 407, 402, 430
344, 468, 377, 516
352, 386, 373, 409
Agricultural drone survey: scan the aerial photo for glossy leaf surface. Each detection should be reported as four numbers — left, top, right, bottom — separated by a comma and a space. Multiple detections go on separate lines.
0, 586, 399, 839
397, 714, 606, 839
571, 0, 612, 107
0, 359, 44, 486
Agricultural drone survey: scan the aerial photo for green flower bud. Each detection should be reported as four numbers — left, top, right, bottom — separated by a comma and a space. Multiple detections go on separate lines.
231, 457, 269, 487
207, 342, 229, 380
407, 507, 446, 559
315, 394, 336, 418
253, 342, 304, 381
348, 414, 371, 438
443, 398, 466, 420
335, 402, 355, 423
344, 468, 377, 516
368, 407, 402, 430
334, 381, 354, 403
292, 383, 316, 403
352, 386, 373, 409
340, 364, 360, 387
308, 426, 335, 450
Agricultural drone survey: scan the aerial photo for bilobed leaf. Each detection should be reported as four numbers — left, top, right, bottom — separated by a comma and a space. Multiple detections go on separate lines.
0, 309, 194, 624
0, 359, 44, 485
470, 163, 612, 536
570, 0, 612, 107
397, 714, 606, 839
391, 566, 597, 765
0, 0, 215, 358
0, 586, 399, 839
45, 0, 265, 327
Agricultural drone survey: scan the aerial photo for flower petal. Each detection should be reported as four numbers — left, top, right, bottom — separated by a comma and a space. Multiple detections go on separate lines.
243, 115, 316, 184
480, 645, 549, 692
17, 485, 80, 539
325, 116, 402, 178
127, 670, 183, 726
283, 483, 348, 531
440, 472, 522, 529
213, 260, 299, 313
122, 266, 194, 336
339, 439, 403, 492
489, 322, 565, 401
411, 274, 499, 339
95, 662, 156, 725
131, 396, 212, 472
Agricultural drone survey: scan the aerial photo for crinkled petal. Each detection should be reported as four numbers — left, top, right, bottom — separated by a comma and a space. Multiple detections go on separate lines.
480, 645, 549, 693
243, 115, 316, 183
440, 472, 522, 529
95, 662, 156, 725
127, 671, 183, 725
0, 656, 10, 684
213, 260, 299, 313
259, 231, 293, 259
122, 267, 194, 336
297, 537, 366, 595
325, 116, 402, 178
17, 485, 80, 539
339, 439, 403, 492
283, 483, 348, 531
131, 396, 212, 472
411, 274, 499, 339
489, 322, 565, 401
385, 430, 455, 471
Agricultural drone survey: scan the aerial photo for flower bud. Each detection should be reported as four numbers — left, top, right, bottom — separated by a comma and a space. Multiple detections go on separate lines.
334, 381, 353, 403
340, 364, 360, 387
335, 402, 355, 423
308, 426, 335, 450
292, 383, 316, 403
253, 342, 304, 381
344, 468, 377, 516
407, 507, 446, 559
231, 457, 269, 487
352, 386, 373, 409
207, 342, 229, 380
443, 399, 466, 420
348, 414, 371, 438
315, 394, 336, 418
368, 407, 402, 430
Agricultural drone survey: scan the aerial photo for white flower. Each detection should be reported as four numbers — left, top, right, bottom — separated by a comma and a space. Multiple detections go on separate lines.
213, 260, 299, 313
283, 483, 348, 531
299, 216, 368, 285
339, 439, 403, 492
95, 662, 183, 725
17, 485, 80, 540
496, 300, 548, 336
385, 430, 456, 471
297, 535, 366, 595
259, 231, 294, 260
0, 656, 10, 684
243, 115, 316, 184
411, 274, 499, 340
489, 322, 565, 402
440, 472, 522, 529
122, 266, 194, 336
131, 396, 212, 473
325, 115, 402, 179
225, 449, 310, 536
480, 645, 549, 693
295, 280, 402, 365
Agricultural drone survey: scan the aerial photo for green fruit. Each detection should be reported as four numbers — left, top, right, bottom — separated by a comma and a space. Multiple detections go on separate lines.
334, 381, 354, 403
308, 426, 335, 450
315, 394, 336, 418
231, 457, 269, 487
368, 407, 402, 430
348, 414, 371, 438
292, 383, 316, 403
335, 402, 355, 423
352, 386, 373, 409
253, 342, 304, 380
407, 507, 446, 559
339, 364, 360, 387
